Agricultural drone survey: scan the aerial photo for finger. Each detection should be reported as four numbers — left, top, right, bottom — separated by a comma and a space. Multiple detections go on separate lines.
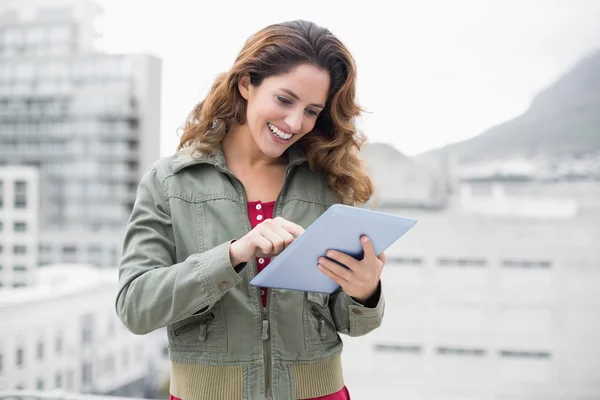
318, 257, 351, 282
260, 229, 285, 255
317, 262, 348, 286
324, 250, 359, 271
268, 223, 296, 247
251, 234, 274, 256
378, 251, 387, 266
360, 235, 377, 260
275, 217, 305, 238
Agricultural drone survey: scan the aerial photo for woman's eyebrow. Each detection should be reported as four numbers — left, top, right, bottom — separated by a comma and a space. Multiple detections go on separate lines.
279, 88, 325, 109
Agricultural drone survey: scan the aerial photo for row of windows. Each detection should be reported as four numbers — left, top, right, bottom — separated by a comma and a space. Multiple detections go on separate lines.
0, 244, 28, 255
374, 344, 552, 359
0, 281, 27, 288
387, 257, 553, 269
0, 180, 28, 209
0, 221, 28, 232
0, 116, 139, 134
2, 346, 143, 387
0, 55, 133, 79
8, 370, 72, 391
0, 265, 28, 271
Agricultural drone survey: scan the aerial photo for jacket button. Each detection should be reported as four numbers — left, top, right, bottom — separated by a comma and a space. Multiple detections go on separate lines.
351, 308, 363, 315
218, 281, 230, 291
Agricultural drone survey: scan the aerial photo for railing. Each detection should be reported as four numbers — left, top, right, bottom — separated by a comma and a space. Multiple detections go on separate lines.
0, 391, 147, 400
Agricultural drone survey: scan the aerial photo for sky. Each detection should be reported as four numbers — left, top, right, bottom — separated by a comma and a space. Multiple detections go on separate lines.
94, 0, 600, 158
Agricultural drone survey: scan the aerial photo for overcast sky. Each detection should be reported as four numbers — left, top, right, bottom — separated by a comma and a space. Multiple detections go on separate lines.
95, 0, 600, 157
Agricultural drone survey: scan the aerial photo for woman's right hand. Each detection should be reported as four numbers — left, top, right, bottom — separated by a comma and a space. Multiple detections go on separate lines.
229, 217, 305, 266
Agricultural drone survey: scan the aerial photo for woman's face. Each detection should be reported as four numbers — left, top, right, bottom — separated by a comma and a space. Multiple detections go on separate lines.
239, 63, 330, 159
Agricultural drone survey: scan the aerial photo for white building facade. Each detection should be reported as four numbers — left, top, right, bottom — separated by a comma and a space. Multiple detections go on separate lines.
0, 166, 39, 289
0, 264, 150, 396
0, 0, 162, 268
342, 181, 600, 400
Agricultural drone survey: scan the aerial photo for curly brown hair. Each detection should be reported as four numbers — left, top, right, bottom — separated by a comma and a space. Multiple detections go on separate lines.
177, 20, 373, 205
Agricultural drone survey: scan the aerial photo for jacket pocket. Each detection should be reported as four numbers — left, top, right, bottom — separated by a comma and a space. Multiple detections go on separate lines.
304, 292, 340, 352
167, 301, 228, 352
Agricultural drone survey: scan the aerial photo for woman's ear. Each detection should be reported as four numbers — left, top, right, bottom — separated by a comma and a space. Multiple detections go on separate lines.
238, 74, 251, 100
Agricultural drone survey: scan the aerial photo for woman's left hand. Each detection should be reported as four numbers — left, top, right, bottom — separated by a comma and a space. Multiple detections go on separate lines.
317, 235, 386, 304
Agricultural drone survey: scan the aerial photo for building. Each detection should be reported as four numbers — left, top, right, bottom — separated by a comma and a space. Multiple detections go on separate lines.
341, 180, 600, 400
0, 166, 39, 288
362, 142, 449, 209
0, 0, 162, 267
0, 263, 150, 395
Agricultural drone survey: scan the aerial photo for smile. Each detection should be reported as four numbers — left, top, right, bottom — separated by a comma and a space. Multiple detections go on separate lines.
268, 122, 293, 140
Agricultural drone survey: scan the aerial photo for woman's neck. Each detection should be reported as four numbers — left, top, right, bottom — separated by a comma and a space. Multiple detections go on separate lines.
222, 123, 287, 169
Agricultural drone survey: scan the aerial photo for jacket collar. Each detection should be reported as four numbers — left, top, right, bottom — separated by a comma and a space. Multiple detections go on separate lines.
171, 143, 307, 174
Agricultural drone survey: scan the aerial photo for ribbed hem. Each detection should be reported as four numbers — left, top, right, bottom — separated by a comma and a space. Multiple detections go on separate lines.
170, 361, 243, 400
292, 354, 344, 399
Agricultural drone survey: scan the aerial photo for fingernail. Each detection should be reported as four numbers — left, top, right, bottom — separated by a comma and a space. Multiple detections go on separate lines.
318, 258, 324, 264
317, 264, 323, 270
327, 251, 334, 257
362, 236, 369, 243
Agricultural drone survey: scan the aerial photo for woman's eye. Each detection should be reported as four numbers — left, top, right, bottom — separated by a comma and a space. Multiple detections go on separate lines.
277, 96, 292, 105
306, 109, 319, 117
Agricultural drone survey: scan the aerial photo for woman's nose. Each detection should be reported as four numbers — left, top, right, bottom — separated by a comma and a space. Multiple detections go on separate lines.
284, 110, 303, 134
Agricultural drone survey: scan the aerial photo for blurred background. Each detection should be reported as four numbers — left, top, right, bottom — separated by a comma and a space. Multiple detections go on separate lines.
0, 0, 599, 399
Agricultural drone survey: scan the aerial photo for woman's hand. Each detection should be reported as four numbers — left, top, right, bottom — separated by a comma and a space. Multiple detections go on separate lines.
229, 217, 305, 265
317, 235, 386, 303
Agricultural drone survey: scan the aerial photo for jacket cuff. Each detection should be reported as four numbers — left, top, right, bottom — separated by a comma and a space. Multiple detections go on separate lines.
351, 281, 381, 308
194, 241, 243, 303
346, 282, 385, 335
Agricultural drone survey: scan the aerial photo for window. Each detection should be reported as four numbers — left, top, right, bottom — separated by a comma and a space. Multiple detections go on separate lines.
13, 245, 26, 255
62, 245, 77, 256
55, 372, 62, 388
374, 344, 422, 354
0, 180, 4, 208
37, 341, 44, 360
81, 314, 94, 345
13, 265, 26, 272
36, 378, 44, 390
388, 257, 424, 266
81, 362, 92, 385
0, 352, 3, 375
14, 180, 27, 208
499, 350, 551, 359
13, 221, 27, 232
501, 260, 553, 269
436, 346, 487, 357
16, 347, 24, 367
438, 258, 487, 267
66, 369, 74, 389
162, 345, 169, 358
55, 335, 62, 354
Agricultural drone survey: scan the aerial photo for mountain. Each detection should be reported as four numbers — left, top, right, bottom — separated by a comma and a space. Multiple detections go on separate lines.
421, 49, 600, 163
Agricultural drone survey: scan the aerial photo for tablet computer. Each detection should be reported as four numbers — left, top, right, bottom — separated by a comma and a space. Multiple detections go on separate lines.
249, 204, 417, 293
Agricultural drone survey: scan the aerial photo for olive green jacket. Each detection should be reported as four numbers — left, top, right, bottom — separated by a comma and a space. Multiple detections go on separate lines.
115, 145, 385, 400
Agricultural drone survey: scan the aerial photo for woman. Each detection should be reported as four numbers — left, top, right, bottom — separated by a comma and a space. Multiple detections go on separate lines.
116, 20, 386, 400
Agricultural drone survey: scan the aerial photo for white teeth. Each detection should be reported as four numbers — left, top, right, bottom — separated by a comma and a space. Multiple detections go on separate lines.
268, 123, 292, 140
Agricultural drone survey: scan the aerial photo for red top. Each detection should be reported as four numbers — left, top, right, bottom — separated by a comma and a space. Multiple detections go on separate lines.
247, 200, 350, 400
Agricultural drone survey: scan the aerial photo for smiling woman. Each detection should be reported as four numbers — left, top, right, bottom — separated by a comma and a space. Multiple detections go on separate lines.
116, 20, 386, 400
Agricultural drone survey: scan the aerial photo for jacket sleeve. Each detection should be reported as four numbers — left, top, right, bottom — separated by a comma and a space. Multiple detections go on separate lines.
328, 281, 385, 337
115, 165, 244, 335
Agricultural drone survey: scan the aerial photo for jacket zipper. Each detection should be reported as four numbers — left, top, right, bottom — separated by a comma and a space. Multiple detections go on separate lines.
310, 305, 330, 339
218, 159, 300, 400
